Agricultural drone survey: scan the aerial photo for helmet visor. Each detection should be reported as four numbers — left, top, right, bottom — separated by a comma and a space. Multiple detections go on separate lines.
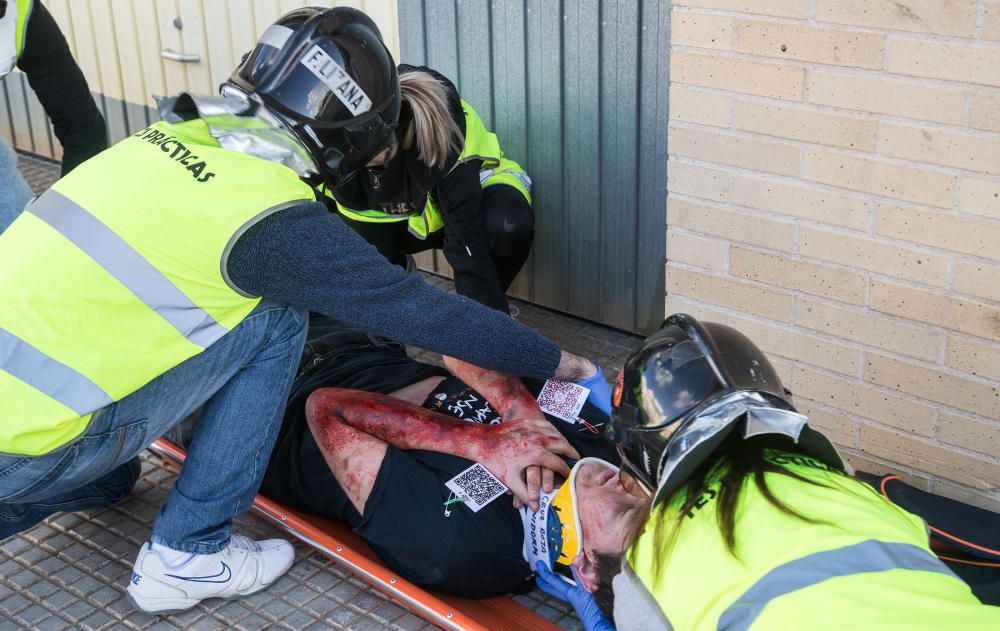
617, 449, 654, 499
237, 24, 295, 90
622, 338, 722, 433
254, 14, 396, 127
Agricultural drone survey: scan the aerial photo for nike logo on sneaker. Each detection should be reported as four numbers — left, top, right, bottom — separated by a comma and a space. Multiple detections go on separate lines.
165, 562, 232, 583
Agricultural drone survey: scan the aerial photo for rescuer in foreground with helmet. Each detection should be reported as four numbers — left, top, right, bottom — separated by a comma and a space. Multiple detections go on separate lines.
0, 8, 599, 613
538, 314, 1000, 630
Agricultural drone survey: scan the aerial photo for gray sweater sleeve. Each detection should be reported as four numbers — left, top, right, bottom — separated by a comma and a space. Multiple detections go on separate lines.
226, 203, 562, 380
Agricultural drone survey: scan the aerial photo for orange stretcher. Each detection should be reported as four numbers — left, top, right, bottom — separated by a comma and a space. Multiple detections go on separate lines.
148, 438, 561, 631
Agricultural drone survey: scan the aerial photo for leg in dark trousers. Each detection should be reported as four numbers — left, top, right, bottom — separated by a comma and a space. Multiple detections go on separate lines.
338, 186, 533, 311
479, 184, 534, 291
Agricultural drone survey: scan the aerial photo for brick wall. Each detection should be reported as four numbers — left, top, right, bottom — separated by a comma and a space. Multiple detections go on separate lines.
665, 0, 1000, 511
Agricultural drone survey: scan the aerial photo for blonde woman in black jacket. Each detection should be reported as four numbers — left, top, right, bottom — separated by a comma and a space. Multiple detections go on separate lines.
331, 65, 533, 313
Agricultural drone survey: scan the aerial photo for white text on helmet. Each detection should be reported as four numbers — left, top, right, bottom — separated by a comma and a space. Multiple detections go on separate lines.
301, 44, 372, 116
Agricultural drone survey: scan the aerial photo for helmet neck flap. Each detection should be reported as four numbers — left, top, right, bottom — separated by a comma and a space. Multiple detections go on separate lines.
651, 390, 847, 506
158, 91, 317, 178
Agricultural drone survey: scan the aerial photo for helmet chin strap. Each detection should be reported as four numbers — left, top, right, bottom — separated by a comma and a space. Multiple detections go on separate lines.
158, 91, 319, 178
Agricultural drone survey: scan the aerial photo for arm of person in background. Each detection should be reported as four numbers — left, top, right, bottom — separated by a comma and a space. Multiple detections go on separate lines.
442, 356, 542, 423
443, 355, 570, 505
17, 2, 107, 174
305, 387, 578, 509
227, 202, 597, 383
433, 161, 512, 312
324, 169, 365, 210
432, 164, 611, 405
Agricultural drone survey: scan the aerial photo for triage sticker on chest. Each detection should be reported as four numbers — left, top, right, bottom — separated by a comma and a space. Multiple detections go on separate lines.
444, 463, 509, 513
536, 380, 590, 424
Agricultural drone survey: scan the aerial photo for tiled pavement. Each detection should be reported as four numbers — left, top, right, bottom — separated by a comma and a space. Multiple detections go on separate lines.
1, 154, 643, 630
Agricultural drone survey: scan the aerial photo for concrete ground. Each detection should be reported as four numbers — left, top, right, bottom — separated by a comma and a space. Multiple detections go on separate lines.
1, 154, 642, 631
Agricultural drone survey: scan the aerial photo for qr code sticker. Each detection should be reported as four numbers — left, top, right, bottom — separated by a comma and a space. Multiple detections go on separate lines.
536, 380, 590, 424
445, 463, 508, 512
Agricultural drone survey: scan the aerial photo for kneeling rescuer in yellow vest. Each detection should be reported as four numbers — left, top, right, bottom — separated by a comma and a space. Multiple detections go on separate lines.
0, 8, 598, 614
542, 314, 1000, 629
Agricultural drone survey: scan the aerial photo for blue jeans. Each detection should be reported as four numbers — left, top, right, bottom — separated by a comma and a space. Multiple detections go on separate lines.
0, 299, 307, 553
0, 136, 34, 234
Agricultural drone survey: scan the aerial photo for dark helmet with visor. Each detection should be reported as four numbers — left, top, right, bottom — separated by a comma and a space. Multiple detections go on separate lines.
227, 7, 400, 184
609, 313, 845, 507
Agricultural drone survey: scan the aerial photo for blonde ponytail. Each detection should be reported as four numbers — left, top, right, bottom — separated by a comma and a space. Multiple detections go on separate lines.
398, 70, 463, 170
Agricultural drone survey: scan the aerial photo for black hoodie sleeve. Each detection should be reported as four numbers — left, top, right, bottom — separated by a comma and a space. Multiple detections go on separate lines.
401, 65, 510, 311
17, 3, 107, 174
433, 161, 511, 312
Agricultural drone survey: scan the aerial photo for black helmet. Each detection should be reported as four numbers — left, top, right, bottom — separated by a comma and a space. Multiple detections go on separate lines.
609, 314, 844, 506
228, 7, 400, 184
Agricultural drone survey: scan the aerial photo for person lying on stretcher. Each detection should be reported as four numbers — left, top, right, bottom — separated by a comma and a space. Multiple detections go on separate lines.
260, 316, 647, 598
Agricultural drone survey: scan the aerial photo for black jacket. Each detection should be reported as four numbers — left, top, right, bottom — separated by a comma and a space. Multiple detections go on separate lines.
331, 65, 513, 312
17, 3, 107, 174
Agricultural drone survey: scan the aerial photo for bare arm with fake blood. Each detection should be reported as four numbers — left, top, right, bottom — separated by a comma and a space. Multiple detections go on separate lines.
442, 356, 543, 423
305, 388, 579, 510
442, 356, 574, 505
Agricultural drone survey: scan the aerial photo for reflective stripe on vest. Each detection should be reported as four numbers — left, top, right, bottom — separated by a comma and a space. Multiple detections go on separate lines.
0, 0, 33, 77
28, 191, 229, 348
479, 167, 532, 191
718, 539, 958, 631
336, 99, 530, 240
0, 327, 112, 415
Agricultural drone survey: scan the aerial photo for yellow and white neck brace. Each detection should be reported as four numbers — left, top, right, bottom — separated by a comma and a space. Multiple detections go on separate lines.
522, 457, 620, 572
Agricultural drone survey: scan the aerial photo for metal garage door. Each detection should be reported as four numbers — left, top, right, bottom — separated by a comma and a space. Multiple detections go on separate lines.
398, 0, 670, 333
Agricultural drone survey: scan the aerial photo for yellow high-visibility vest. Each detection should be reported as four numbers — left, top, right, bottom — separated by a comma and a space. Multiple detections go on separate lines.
336, 100, 531, 239
0, 118, 314, 456
628, 450, 1000, 629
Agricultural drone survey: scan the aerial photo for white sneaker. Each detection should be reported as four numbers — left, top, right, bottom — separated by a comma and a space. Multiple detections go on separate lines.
126, 534, 295, 614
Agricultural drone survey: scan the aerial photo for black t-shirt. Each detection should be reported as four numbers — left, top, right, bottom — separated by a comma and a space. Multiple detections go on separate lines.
260, 316, 446, 512
261, 316, 617, 597
262, 316, 617, 512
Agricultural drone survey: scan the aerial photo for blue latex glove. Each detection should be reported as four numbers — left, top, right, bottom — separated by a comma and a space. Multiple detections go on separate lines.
535, 561, 615, 631
577, 365, 613, 416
